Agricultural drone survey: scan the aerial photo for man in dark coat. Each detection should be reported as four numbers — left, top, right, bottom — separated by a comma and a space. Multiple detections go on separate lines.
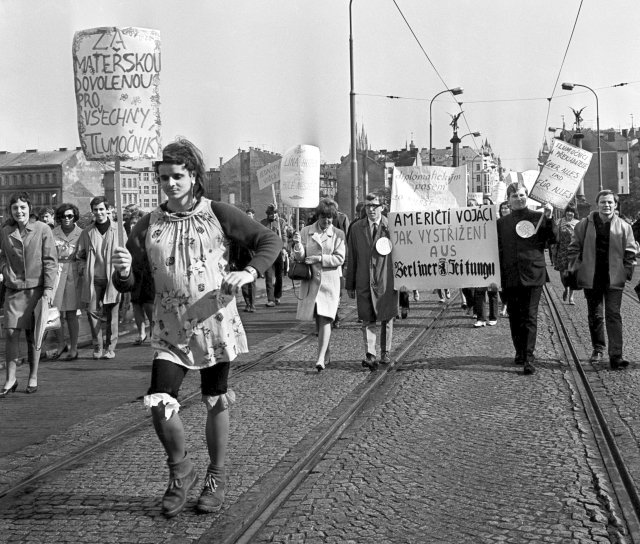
260, 204, 287, 307
497, 183, 555, 374
346, 193, 398, 370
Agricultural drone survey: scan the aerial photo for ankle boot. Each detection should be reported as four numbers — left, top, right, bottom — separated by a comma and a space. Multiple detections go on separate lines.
162, 454, 198, 518
197, 464, 225, 513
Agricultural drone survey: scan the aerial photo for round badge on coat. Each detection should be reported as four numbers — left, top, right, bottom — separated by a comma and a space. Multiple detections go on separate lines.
515, 220, 535, 238
375, 237, 392, 255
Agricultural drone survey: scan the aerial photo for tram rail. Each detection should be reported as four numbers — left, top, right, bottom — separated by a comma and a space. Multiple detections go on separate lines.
0, 307, 360, 502
209, 300, 452, 544
544, 283, 640, 542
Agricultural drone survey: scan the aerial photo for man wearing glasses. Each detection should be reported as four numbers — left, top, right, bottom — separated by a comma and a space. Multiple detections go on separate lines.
346, 193, 398, 370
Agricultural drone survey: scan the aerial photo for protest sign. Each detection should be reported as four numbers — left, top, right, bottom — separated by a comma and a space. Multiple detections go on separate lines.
72, 27, 161, 161
390, 165, 467, 212
389, 205, 501, 290
530, 139, 592, 209
280, 145, 320, 208
257, 159, 281, 190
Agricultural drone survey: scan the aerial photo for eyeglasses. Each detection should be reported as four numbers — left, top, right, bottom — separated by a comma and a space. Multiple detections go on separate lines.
364, 204, 382, 210
62, 213, 75, 219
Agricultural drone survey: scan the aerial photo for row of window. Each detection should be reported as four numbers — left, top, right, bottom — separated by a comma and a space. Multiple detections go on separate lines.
0, 172, 57, 186
0, 191, 56, 207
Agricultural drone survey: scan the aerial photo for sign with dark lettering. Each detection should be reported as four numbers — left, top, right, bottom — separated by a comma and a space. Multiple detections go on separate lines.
390, 165, 467, 212
72, 27, 161, 161
530, 139, 592, 209
257, 159, 281, 190
280, 145, 320, 207
389, 205, 501, 290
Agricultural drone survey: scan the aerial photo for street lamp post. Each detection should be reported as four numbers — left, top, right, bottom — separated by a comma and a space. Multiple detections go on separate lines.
349, 0, 358, 219
429, 87, 463, 165
562, 82, 603, 192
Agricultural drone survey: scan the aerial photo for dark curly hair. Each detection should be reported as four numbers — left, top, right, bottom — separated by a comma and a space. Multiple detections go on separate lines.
154, 138, 205, 200
55, 203, 80, 223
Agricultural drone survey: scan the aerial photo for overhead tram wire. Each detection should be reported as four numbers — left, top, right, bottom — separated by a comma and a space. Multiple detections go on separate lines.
540, 0, 584, 148
357, 81, 640, 105
390, 0, 480, 152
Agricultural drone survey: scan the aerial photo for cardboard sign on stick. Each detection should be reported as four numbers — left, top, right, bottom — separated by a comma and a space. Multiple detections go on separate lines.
257, 159, 281, 190
389, 205, 501, 290
72, 27, 161, 161
280, 145, 320, 208
530, 139, 592, 209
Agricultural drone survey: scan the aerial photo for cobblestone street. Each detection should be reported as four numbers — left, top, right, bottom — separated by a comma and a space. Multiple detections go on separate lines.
1, 270, 640, 543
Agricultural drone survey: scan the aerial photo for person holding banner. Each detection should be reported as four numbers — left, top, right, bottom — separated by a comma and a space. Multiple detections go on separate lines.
111, 138, 280, 517
567, 190, 636, 370
0, 192, 58, 396
497, 183, 555, 375
292, 198, 346, 371
76, 197, 124, 360
346, 193, 398, 370
498, 200, 511, 317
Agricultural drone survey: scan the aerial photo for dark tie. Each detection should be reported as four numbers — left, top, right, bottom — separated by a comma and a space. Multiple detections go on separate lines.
372, 223, 378, 239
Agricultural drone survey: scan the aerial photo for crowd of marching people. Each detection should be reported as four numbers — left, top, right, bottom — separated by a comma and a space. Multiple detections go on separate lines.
1, 137, 639, 518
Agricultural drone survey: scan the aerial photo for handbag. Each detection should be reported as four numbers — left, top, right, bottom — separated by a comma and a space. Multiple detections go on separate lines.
288, 261, 312, 281
45, 306, 62, 332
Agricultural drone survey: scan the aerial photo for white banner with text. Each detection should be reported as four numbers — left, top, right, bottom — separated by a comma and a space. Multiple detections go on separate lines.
389, 205, 501, 290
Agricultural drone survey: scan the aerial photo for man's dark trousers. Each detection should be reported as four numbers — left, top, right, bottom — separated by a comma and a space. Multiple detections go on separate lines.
504, 286, 543, 363
584, 287, 623, 359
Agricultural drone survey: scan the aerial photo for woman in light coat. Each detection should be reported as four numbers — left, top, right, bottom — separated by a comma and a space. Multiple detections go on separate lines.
291, 199, 346, 371
51, 203, 83, 359
0, 192, 57, 396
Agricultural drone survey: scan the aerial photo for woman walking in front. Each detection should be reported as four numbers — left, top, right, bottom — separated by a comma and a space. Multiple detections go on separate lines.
0, 192, 57, 396
291, 198, 346, 372
111, 139, 280, 518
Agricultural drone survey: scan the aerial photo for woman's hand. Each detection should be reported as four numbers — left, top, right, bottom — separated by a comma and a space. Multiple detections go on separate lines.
221, 270, 253, 295
304, 255, 321, 265
112, 246, 132, 278
43, 288, 54, 306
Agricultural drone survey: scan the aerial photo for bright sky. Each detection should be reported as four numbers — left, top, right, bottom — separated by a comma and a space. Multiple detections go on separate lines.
1, 0, 639, 172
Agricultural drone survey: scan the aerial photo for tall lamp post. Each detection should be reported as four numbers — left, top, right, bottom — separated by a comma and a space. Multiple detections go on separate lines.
429, 87, 463, 165
349, 0, 357, 219
562, 82, 603, 192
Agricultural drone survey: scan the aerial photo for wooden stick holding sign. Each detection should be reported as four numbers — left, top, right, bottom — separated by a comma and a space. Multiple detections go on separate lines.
114, 159, 125, 246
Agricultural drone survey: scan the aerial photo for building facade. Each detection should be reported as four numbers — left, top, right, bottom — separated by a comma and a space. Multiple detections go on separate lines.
0, 148, 105, 221
220, 147, 282, 213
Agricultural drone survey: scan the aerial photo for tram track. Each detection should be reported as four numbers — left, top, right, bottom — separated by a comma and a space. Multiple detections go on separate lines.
208, 299, 453, 544
544, 283, 640, 542
0, 307, 360, 502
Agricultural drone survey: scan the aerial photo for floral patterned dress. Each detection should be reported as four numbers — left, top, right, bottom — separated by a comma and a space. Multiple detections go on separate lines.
146, 198, 248, 370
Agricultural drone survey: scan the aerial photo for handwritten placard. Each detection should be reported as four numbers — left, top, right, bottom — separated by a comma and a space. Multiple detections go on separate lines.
389, 205, 500, 290
390, 164, 467, 212
73, 27, 161, 161
257, 159, 281, 190
280, 145, 320, 208
530, 139, 592, 209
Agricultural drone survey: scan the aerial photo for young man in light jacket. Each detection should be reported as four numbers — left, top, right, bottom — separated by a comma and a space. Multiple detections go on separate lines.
567, 190, 636, 369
